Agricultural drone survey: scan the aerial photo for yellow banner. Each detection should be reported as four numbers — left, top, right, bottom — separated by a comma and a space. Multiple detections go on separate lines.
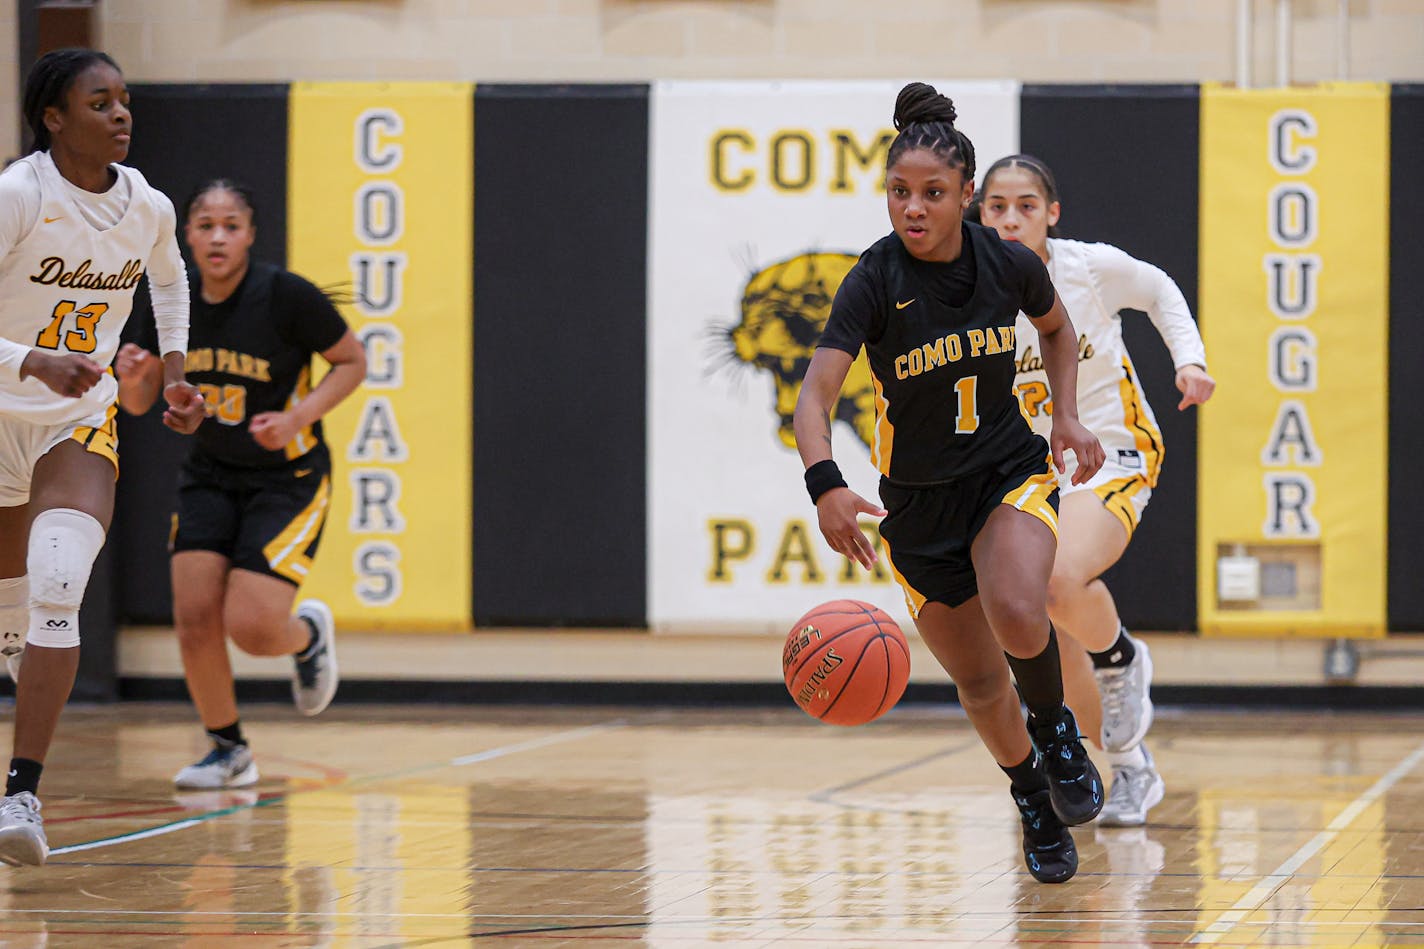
288, 82, 473, 631
1198, 84, 1389, 637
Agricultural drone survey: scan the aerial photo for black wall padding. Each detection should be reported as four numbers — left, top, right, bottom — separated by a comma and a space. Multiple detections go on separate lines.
472, 85, 649, 626
114, 84, 290, 624
1389, 85, 1424, 631
1020, 85, 1202, 631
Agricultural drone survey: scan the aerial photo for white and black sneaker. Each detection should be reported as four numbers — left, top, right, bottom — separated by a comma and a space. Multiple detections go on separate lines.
0, 792, 48, 866
1096, 636, 1154, 753
1098, 744, 1166, 827
292, 600, 338, 717
174, 742, 259, 789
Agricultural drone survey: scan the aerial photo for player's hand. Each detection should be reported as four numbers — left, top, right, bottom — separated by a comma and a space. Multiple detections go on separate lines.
162, 381, 205, 434
1176, 364, 1216, 410
114, 342, 155, 380
815, 487, 887, 571
21, 351, 104, 398
248, 411, 301, 451
1050, 416, 1106, 485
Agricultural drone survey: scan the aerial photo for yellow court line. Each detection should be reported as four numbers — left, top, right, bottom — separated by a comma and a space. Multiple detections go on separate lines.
1191, 740, 1424, 945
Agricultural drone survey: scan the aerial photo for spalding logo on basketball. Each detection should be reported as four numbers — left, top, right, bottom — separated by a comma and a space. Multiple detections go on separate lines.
782, 599, 910, 726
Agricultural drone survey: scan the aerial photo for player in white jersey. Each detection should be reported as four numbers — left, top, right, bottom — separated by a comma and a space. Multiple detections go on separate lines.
0, 49, 205, 866
975, 155, 1215, 828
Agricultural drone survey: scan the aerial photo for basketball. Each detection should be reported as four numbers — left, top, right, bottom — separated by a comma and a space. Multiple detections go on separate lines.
782, 599, 910, 726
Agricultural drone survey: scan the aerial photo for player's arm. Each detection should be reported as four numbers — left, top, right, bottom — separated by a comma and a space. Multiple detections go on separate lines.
147, 196, 204, 433
1094, 243, 1215, 410
249, 330, 365, 451
793, 268, 886, 571
115, 343, 163, 414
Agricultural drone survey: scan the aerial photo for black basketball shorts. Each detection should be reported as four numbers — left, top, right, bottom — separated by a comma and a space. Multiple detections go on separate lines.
171, 445, 332, 586
878, 442, 1059, 615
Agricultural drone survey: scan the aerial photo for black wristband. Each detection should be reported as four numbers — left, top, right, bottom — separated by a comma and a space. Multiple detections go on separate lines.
804, 459, 847, 504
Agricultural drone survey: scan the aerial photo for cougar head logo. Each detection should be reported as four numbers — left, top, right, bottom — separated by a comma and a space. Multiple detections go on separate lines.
720, 252, 875, 450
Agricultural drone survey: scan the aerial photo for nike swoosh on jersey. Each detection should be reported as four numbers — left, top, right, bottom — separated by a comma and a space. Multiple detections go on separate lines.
43, 216, 63, 224
895, 299, 915, 310
294, 469, 312, 478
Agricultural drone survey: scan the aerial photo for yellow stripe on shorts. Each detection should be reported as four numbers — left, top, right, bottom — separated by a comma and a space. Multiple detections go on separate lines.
879, 535, 926, 619
1001, 467, 1059, 539
1095, 474, 1149, 539
69, 402, 119, 475
262, 475, 331, 583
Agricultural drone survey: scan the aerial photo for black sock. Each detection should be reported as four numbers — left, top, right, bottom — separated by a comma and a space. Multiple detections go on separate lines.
1001, 749, 1047, 796
5, 758, 42, 797
1089, 627, 1136, 669
296, 617, 319, 658
1004, 626, 1064, 722
207, 720, 245, 748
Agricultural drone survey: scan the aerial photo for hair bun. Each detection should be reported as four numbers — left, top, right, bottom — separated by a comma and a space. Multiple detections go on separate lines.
893, 82, 958, 131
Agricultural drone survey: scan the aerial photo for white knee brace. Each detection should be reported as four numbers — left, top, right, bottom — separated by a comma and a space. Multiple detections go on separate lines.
27, 508, 104, 648
0, 576, 26, 657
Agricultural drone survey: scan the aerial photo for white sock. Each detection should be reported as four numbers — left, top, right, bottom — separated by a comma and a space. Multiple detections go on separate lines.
1107, 744, 1148, 770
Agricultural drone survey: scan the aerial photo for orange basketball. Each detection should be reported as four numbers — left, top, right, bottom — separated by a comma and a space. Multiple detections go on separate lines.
782, 599, 910, 726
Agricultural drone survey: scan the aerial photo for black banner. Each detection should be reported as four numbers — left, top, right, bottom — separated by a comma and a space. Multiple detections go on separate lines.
1389, 85, 1424, 631
472, 85, 649, 626
1020, 85, 1202, 632
115, 84, 290, 624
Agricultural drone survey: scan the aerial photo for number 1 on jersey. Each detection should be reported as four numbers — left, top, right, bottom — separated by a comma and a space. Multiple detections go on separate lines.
954, 375, 980, 434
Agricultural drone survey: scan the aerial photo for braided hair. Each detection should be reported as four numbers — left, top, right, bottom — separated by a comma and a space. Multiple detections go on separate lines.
886, 82, 976, 185
22, 48, 121, 154
971, 154, 1063, 238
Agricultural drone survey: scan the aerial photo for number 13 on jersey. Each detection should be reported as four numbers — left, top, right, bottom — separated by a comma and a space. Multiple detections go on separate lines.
34, 300, 108, 354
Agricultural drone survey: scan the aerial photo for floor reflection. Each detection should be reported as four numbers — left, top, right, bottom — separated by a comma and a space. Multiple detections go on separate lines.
0, 706, 1419, 946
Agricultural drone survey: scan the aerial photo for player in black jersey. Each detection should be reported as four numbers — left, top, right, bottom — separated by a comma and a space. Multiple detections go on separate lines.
794, 83, 1108, 884
117, 179, 366, 791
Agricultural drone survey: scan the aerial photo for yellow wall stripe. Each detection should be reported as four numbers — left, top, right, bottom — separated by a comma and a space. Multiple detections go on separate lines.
288, 82, 474, 630
1197, 83, 1389, 638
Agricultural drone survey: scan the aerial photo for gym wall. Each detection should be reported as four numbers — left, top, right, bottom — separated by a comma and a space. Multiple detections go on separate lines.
106, 80, 1420, 638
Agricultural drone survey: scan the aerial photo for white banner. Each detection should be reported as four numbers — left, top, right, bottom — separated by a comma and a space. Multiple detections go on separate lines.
648, 80, 1020, 634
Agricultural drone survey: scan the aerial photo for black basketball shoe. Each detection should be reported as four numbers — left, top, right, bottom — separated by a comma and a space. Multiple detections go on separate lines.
1029, 706, 1104, 826
1012, 787, 1078, 884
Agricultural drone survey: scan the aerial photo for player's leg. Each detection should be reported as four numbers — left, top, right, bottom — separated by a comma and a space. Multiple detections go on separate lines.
0, 421, 35, 681
170, 549, 257, 790
1049, 484, 1162, 823
227, 465, 336, 717
1048, 484, 1154, 752
914, 598, 1076, 884
974, 501, 1103, 828
0, 439, 113, 866
1045, 491, 1129, 652
0, 505, 29, 683
1059, 635, 1102, 752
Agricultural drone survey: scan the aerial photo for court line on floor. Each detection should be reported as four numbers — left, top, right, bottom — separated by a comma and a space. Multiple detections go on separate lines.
1190, 738, 1424, 945
808, 737, 984, 806
49, 719, 626, 857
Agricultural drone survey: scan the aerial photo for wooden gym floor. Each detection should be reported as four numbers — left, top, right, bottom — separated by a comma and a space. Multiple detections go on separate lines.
0, 703, 1421, 947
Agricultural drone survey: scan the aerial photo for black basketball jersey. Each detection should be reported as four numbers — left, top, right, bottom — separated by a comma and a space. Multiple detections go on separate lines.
818, 222, 1057, 485
127, 262, 349, 468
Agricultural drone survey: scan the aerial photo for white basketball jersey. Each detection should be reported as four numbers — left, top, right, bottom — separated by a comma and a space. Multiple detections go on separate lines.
1014, 238, 1166, 487
0, 152, 164, 425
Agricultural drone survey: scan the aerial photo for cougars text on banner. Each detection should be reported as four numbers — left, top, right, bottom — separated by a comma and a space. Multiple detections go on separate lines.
288, 82, 473, 630
647, 80, 1019, 634
1198, 83, 1389, 637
